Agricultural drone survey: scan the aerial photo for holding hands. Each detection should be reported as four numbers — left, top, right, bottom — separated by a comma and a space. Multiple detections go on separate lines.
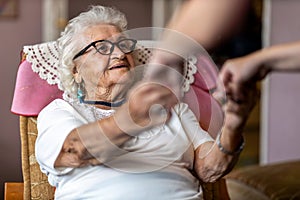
216, 41, 300, 138
219, 41, 300, 104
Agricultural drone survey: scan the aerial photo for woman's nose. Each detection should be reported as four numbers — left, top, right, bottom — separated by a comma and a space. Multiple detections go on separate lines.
111, 46, 125, 59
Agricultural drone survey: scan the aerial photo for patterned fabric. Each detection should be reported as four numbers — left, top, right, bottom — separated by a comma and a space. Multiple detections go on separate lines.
23, 41, 61, 88
20, 116, 55, 200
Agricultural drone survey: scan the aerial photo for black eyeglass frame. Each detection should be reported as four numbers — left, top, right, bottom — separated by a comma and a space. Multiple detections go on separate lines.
73, 38, 137, 60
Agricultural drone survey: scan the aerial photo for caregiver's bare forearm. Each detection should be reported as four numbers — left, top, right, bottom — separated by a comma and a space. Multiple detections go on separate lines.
257, 41, 300, 73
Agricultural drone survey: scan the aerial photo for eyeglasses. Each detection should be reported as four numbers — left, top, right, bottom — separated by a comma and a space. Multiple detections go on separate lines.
73, 38, 137, 60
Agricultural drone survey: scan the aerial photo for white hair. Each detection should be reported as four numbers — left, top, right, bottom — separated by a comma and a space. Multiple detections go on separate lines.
58, 5, 128, 99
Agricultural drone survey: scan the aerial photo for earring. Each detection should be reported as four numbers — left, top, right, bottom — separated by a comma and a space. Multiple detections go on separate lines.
77, 83, 85, 103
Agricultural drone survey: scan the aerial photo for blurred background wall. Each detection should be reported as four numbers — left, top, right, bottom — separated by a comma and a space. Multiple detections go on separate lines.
261, 0, 300, 164
0, 0, 42, 199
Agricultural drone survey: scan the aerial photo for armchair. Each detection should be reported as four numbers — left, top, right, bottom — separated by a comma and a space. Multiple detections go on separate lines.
226, 160, 300, 199
8, 40, 228, 200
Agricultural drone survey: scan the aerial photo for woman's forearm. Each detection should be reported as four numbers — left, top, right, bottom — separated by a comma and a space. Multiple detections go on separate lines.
54, 82, 177, 168
54, 117, 131, 168
194, 127, 242, 183
194, 83, 257, 182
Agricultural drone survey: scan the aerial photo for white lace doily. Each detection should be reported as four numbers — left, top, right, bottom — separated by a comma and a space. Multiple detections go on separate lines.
23, 40, 198, 94
23, 41, 61, 87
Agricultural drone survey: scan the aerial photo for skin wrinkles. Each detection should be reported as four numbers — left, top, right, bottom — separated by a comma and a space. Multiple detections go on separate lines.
73, 24, 135, 107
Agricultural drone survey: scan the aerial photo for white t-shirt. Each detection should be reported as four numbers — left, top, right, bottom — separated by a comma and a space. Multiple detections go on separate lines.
36, 99, 213, 200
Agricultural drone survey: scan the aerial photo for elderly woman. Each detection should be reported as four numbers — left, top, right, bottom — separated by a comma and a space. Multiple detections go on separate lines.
36, 5, 256, 200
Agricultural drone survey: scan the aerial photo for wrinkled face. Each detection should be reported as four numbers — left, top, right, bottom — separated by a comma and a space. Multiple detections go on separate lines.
73, 24, 135, 101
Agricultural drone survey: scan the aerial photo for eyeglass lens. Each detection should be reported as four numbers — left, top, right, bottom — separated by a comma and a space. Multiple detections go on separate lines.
95, 39, 136, 55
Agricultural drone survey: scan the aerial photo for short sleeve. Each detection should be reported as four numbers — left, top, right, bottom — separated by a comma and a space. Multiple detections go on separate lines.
174, 103, 214, 149
35, 99, 86, 178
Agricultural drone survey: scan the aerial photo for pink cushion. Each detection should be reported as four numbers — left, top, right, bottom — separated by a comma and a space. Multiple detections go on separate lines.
183, 55, 223, 137
11, 60, 63, 116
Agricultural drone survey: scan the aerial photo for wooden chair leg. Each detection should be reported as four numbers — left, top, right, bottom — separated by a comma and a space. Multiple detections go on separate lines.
4, 182, 24, 200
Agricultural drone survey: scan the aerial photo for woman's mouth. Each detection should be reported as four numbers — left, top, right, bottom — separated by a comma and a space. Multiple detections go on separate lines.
109, 65, 127, 70
108, 62, 129, 70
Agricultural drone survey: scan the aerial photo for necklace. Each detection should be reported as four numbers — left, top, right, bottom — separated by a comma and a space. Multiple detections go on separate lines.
79, 96, 126, 107
76, 96, 166, 140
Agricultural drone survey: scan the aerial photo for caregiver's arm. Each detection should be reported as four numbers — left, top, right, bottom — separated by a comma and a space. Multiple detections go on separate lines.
166, 0, 249, 50
146, 0, 250, 87
220, 41, 300, 102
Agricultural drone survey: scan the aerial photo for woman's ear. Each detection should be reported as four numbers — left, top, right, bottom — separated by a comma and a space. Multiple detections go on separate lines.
73, 67, 82, 83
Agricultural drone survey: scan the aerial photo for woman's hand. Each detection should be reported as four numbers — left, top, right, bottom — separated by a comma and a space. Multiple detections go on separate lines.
114, 81, 179, 135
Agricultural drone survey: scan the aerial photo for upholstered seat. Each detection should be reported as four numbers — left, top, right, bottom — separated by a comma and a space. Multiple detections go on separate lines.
226, 160, 300, 200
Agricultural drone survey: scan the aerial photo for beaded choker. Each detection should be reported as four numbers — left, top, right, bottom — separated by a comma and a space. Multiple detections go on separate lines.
79, 96, 126, 107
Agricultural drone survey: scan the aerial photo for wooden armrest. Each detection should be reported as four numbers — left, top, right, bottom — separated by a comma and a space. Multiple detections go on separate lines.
202, 178, 230, 200
4, 182, 24, 200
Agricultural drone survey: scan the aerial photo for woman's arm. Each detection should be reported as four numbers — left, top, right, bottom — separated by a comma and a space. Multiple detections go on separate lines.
194, 127, 242, 182
54, 82, 178, 168
194, 83, 258, 182
54, 116, 130, 167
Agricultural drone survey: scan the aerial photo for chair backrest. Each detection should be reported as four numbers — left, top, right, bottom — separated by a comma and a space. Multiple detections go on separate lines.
19, 116, 55, 200
12, 42, 61, 200
11, 40, 225, 200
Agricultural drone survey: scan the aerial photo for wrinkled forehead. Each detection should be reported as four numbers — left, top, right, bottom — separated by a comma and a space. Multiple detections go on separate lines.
81, 24, 127, 43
